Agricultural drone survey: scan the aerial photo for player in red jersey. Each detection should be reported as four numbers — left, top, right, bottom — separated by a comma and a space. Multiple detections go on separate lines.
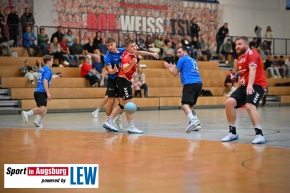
222, 36, 267, 144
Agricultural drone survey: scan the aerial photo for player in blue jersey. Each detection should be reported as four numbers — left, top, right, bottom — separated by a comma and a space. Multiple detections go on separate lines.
164, 46, 203, 133
101, 38, 158, 132
22, 55, 59, 127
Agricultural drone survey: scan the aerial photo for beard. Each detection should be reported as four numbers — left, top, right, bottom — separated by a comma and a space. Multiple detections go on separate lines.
236, 47, 247, 57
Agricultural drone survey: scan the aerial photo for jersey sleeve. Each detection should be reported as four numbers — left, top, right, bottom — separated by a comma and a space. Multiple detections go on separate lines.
176, 56, 184, 71
247, 50, 259, 67
43, 69, 52, 80
104, 53, 111, 67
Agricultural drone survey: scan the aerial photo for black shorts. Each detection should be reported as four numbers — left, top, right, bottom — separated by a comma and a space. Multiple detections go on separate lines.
181, 83, 202, 107
116, 77, 133, 100
106, 78, 118, 98
34, 92, 47, 107
230, 84, 266, 108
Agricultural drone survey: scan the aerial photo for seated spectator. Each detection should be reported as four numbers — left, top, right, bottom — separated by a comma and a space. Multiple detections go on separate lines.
34, 58, 44, 72
70, 36, 85, 67
134, 64, 148, 97
273, 56, 286, 78
80, 56, 98, 87
66, 29, 74, 47
249, 37, 261, 56
83, 36, 99, 63
154, 34, 165, 58
285, 56, 290, 78
136, 33, 146, 51
191, 36, 202, 60
221, 38, 234, 63
92, 55, 108, 87
37, 27, 49, 56
181, 34, 194, 58
162, 41, 176, 64
23, 26, 40, 57
200, 35, 211, 61
93, 31, 102, 47
20, 59, 39, 85
164, 34, 176, 49
0, 27, 13, 56
49, 36, 62, 66
132, 77, 142, 98
264, 57, 281, 78
50, 26, 64, 43
97, 37, 108, 64
261, 40, 271, 59
224, 68, 239, 96
278, 55, 287, 78
60, 36, 74, 66
145, 34, 154, 50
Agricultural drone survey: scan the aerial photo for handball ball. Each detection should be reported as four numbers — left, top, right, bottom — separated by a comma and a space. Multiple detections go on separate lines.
124, 102, 137, 114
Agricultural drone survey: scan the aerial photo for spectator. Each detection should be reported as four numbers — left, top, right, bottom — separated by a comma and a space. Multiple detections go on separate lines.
80, 56, 98, 87
264, 26, 273, 53
191, 36, 202, 60
145, 34, 154, 50
66, 29, 74, 47
7, 6, 19, 47
190, 17, 200, 38
97, 37, 108, 64
0, 28, 13, 56
132, 77, 142, 98
60, 36, 74, 66
93, 31, 102, 47
20, 7, 35, 35
221, 38, 234, 63
136, 33, 146, 51
49, 36, 62, 65
200, 35, 211, 61
83, 36, 99, 63
264, 57, 281, 78
261, 40, 271, 59
37, 27, 49, 56
70, 36, 85, 67
23, 26, 40, 57
163, 41, 176, 64
254, 25, 262, 45
224, 68, 239, 96
285, 56, 290, 78
249, 38, 261, 54
0, 5, 5, 32
34, 58, 44, 72
181, 34, 194, 58
20, 59, 39, 85
164, 34, 176, 49
278, 55, 287, 78
216, 23, 229, 54
134, 65, 148, 98
50, 26, 64, 43
154, 34, 165, 57
92, 55, 108, 87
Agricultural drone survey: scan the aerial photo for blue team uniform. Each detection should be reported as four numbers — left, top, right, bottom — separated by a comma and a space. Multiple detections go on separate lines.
35, 65, 53, 93
104, 47, 126, 79
176, 55, 202, 86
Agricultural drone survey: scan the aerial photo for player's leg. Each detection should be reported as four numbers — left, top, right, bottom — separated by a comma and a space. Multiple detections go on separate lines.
92, 95, 109, 118
245, 85, 267, 144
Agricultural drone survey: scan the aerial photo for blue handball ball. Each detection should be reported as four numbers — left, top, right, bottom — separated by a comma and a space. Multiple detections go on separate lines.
124, 102, 137, 114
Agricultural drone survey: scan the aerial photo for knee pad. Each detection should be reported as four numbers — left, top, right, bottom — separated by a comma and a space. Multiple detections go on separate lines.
118, 104, 124, 109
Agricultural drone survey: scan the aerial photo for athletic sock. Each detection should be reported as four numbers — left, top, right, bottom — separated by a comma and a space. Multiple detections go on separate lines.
28, 110, 34, 116
128, 120, 134, 129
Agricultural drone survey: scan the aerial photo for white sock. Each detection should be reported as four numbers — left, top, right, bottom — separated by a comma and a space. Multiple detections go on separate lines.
115, 114, 121, 121
108, 116, 114, 124
187, 113, 195, 121
34, 115, 41, 122
28, 110, 34, 116
128, 121, 134, 128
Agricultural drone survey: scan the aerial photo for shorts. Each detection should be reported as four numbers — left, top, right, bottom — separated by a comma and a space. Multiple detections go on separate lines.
34, 92, 47, 107
230, 84, 266, 108
106, 78, 118, 98
116, 77, 133, 100
181, 83, 202, 107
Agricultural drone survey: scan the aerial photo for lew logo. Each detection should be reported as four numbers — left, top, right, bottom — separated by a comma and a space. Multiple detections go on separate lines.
253, 92, 260, 103
123, 87, 129, 99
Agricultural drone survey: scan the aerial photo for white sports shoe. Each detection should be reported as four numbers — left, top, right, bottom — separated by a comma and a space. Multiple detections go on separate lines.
114, 118, 123, 130
92, 109, 99, 118
222, 133, 239, 142
252, 135, 267, 144
22, 111, 29, 124
103, 122, 118, 132
33, 120, 43, 127
186, 119, 201, 133
127, 127, 143, 134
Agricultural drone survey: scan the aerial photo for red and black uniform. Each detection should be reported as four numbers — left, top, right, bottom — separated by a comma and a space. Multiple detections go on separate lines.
230, 49, 266, 108
116, 50, 137, 100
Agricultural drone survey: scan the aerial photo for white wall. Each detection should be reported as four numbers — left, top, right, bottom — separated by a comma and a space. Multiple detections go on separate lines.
219, 0, 290, 39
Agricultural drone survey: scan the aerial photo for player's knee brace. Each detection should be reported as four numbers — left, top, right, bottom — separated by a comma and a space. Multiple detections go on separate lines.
118, 104, 124, 109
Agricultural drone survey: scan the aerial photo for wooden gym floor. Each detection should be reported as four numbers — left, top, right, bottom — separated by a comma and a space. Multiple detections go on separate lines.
0, 106, 290, 193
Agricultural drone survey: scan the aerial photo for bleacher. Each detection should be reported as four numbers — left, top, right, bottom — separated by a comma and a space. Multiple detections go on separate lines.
0, 47, 290, 113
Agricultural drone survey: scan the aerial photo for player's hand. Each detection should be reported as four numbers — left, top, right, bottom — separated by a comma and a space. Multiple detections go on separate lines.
47, 93, 52, 101
113, 65, 118, 73
246, 85, 254, 95
130, 58, 137, 65
151, 53, 159, 59
100, 80, 104, 87
164, 61, 173, 69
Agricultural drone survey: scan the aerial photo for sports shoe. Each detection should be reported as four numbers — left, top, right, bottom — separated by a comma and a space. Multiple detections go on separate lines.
103, 122, 118, 132
114, 118, 123, 130
127, 127, 143, 134
31, 81, 35, 85
22, 111, 29, 124
33, 120, 43, 127
63, 61, 69, 66
186, 119, 201, 133
92, 109, 99, 118
222, 133, 239, 142
252, 135, 267, 144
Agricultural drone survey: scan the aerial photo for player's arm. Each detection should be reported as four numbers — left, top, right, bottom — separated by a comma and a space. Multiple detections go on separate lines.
43, 79, 51, 100
247, 65, 257, 95
164, 61, 179, 76
106, 64, 118, 74
123, 58, 137, 73
136, 50, 159, 59
100, 66, 107, 87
